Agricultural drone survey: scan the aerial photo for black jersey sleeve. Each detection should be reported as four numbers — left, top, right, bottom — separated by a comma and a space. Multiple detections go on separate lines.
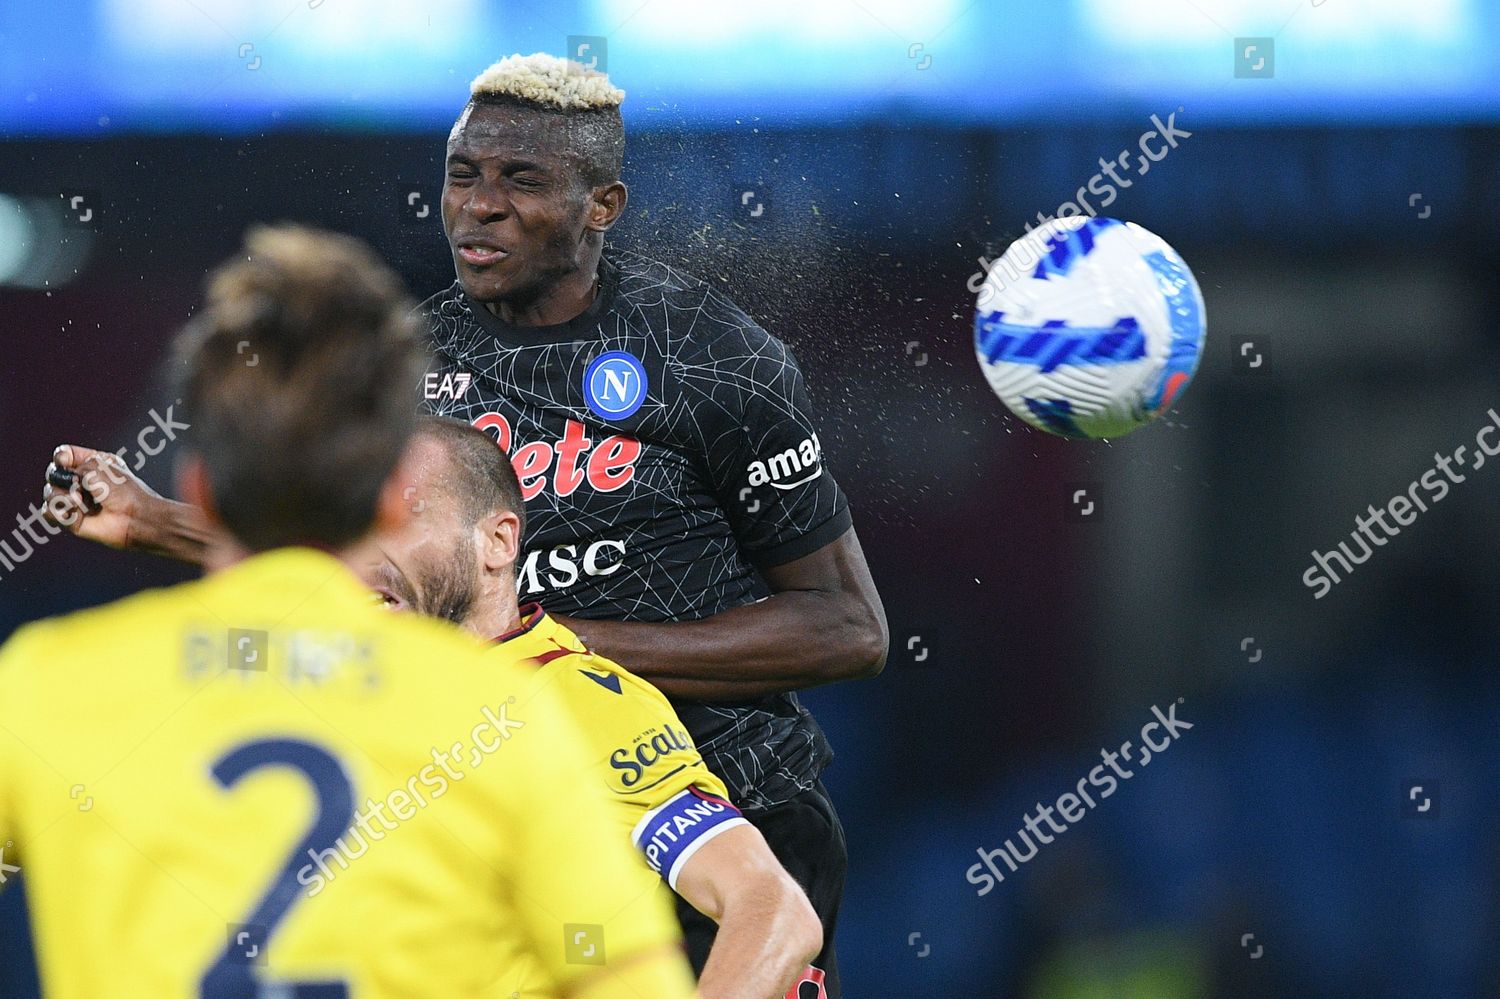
690, 326, 852, 570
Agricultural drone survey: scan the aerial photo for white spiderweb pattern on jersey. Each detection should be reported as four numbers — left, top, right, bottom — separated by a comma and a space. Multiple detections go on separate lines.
418, 249, 853, 810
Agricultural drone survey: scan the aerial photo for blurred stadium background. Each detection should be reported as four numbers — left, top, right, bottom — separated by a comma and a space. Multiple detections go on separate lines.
4, 1, 1500, 996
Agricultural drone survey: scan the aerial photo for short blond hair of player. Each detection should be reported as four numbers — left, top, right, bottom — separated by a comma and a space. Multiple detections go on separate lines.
362, 416, 824, 999
0, 227, 694, 999
469, 52, 625, 111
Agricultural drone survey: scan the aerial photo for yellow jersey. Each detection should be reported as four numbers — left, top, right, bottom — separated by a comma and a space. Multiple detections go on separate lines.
0, 548, 694, 999
492, 608, 747, 890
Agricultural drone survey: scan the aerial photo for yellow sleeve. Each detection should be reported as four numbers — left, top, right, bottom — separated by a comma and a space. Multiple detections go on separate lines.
496, 671, 695, 998
0, 623, 44, 876
544, 657, 748, 892
556, 657, 731, 808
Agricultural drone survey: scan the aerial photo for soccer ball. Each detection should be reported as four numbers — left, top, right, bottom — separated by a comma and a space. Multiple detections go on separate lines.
973, 217, 1205, 440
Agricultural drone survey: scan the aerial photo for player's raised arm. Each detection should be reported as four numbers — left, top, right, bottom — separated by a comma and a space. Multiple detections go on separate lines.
42, 444, 215, 565
555, 335, 888, 702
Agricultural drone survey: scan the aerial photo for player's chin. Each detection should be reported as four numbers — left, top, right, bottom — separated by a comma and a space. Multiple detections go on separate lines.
455, 267, 513, 306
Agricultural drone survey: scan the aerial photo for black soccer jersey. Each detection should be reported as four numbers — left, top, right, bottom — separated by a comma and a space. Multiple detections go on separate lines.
419, 249, 853, 811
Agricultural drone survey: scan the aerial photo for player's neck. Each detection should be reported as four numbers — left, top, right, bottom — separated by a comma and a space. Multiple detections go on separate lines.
486, 261, 599, 327
467, 595, 522, 643
202, 535, 382, 579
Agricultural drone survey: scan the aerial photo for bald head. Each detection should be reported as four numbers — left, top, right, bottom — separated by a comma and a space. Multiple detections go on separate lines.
412, 415, 526, 539
361, 416, 525, 633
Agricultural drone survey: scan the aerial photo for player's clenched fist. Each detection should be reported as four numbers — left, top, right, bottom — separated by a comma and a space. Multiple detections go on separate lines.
42, 444, 164, 550
41, 444, 212, 563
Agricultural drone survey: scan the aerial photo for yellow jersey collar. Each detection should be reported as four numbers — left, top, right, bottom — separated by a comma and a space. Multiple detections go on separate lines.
490, 604, 588, 665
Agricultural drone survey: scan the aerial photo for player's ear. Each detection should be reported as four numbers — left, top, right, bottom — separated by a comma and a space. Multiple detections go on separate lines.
479, 508, 522, 576
176, 453, 254, 571
586, 181, 627, 233
371, 448, 419, 539
176, 453, 222, 527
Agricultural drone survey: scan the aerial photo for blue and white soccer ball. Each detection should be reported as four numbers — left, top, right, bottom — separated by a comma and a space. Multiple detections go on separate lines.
974, 217, 1206, 440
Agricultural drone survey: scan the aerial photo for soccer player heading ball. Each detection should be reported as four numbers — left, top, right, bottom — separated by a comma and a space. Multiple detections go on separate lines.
47, 53, 889, 996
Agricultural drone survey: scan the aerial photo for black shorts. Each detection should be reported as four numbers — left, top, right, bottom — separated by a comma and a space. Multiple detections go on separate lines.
675, 779, 847, 998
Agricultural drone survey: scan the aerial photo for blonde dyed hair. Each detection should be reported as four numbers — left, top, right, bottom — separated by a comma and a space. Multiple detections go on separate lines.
469, 52, 624, 112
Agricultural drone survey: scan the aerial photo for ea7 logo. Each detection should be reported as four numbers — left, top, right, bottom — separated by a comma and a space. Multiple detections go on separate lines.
424, 371, 474, 401
747, 433, 824, 491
